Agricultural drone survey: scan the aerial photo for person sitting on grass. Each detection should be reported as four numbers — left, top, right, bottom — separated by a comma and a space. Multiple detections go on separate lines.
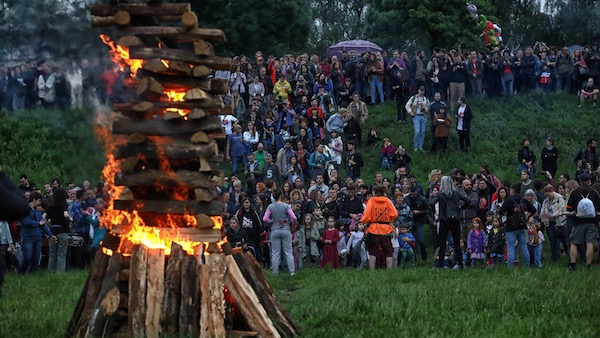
578, 77, 599, 108
379, 137, 395, 170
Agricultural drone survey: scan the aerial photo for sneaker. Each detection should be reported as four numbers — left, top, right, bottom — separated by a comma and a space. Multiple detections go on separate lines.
594, 102, 597, 107
290, 272, 296, 277
578, 104, 582, 108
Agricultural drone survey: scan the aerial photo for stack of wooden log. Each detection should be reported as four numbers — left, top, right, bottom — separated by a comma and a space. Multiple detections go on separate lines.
66, 1, 300, 337
66, 235, 300, 337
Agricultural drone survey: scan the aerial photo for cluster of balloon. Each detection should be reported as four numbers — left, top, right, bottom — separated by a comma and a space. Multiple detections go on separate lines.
466, 2, 503, 49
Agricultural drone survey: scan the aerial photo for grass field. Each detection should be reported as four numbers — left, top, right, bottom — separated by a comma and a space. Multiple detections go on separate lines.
1, 262, 599, 337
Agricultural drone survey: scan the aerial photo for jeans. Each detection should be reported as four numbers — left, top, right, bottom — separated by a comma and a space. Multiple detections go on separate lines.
370, 77, 384, 104
400, 248, 416, 267
458, 130, 470, 151
355, 78, 366, 98
505, 229, 530, 268
470, 77, 483, 96
547, 225, 569, 261
528, 244, 543, 268
48, 232, 69, 272
270, 228, 295, 275
501, 76, 514, 97
19, 238, 42, 274
555, 73, 571, 92
412, 222, 427, 261
413, 115, 426, 150
231, 155, 247, 175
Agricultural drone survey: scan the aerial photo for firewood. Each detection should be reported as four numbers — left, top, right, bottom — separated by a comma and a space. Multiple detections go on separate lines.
136, 69, 229, 95
114, 10, 131, 26
127, 133, 146, 144
120, 26, 226, 44
114, 141, 216, 160
90, 3, 191, 17
224, 255, 280, 337
162, 243, 184, 334
200, 253, 227, 338
194, 213, 214, 228
75, 251, 111, 337
233, 252, 301, 337
119, 187, 134, 201
120, 156, 139, 174
137, 77, 164, 100
167, 60, 193, 76
184, 88, 209, 101
66, 272, 90, 337
188, 108, 207, 120
128, 245, 147, 337
118, 35, 144, 48
191, 131, 210, 144
112, 116, 222, 136
114, 169, 216, 188
199, 157, 212, 172
87, 254, 123, 337
129, 48, 231, 70
193, 40, 214, 56
193, 65, 211, 78
163, 111, 182, 120
119, 269, 130, 282
115, 101, 224, 116
193, 187, 219, 202
91, 16, 120, 28
181, 11, 198, 30
179, 255, 200, 336
113, 199, 223, 216
110, 226, 222, 243
145, 248, 165, 338
131, 101, 154, 113
143, 59, 169, 74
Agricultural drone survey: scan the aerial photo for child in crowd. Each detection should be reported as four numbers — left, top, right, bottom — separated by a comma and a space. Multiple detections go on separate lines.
303, 213, 315, 265
226, 217, 249, 249
391, 225, 400, 267
310, 207, 326, 264
336, 220, 349, 267
291, 221, 303, 270
527, 222, 545, 268
321, 216, 340, 268
367, 128, 381, 146
434, 240, 455, 268
460, 238, 469, 268
484, 211, 495, 265
468, 217, 486, 268
485, 217, 506, 266
397, 224, 416, 268
346, 223, 367, 269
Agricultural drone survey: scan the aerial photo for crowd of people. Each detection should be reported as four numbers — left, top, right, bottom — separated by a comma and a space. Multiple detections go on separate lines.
0, 175, 107, 285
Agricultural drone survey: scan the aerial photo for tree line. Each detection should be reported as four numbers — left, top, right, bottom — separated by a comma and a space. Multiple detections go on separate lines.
1, 0, 599, 61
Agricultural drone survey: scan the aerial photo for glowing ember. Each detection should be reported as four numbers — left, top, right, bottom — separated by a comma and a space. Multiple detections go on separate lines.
100, 34, 143, 77
164, 89, 187, 117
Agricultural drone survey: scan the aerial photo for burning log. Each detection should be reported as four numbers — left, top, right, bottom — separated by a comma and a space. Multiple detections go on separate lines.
136, 69, 229, 94
136, 76, 164, 100
114, 169, 218, 188
117, 35, 145, 48
112, 116, 222, 136
113, 199, 223, 216
109, 226, 222, 243
119, 156, 139, 174
129, 47, 232, 70
89, 3, 191, 17
126, 133, 146, 144
91, 12, 131, 28
120, 26, 226, 43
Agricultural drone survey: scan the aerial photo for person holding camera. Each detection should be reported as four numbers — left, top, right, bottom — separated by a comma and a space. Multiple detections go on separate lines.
448, 52, 467, 113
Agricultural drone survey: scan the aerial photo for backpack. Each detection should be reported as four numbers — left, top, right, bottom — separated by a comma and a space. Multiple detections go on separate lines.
509, 198, 527, 229
576, 194, 596, 218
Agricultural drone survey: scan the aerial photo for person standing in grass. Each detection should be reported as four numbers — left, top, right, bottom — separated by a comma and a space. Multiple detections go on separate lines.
429, 176, 471, 269
397, 224, 416, 268
499, 183, 536, 268
361, 184, 398, 270
467, 217, 487, 268
565, 173, 600, 271
486, 217, 506, 266
405, 85, 430, 152
263, 189, 297, 276
455, 96, 473, 152
46, 188, 71, 273
321, 216, 340, 268
19, 192, 56, 274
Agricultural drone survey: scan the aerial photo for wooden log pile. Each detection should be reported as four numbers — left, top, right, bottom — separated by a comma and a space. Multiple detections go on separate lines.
66, 1, 300, 337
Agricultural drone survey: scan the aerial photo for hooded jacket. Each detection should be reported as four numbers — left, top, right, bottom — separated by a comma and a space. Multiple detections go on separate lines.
361, 195, 398, 236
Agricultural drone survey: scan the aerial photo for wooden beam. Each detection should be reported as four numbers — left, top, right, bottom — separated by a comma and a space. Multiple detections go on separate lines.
224, 255, 281, 338
129, 245, 147, 338
200, 254, 227, 338
162, 243, 184, 335
120, 26, 226, 44
113, 199, 223, 216
194, 40, 215, 56
89, 3, 191, 17
110, 226, 222, 243
86, 254, 123, 337
181, 11, 198, 30
145, 248, 165, 338
179, 255, 200, 336
113, 100, 224, 115
129, 48, 231, 70
113, 141, 217, 160
112, 116, 222, 136
136, 69, 229, 94
114, 169, 218, 188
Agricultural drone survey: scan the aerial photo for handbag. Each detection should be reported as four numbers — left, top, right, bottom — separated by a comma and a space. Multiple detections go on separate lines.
68, 234, 85, 247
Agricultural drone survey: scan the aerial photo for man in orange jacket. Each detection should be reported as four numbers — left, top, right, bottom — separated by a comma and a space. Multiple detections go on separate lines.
361, 184, 398, 270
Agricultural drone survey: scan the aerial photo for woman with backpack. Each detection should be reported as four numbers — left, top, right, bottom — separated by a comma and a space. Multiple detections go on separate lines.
429, 176, 472, 269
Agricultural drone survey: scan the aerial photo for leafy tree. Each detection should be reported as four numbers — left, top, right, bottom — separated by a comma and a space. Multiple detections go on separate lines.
308, 0, 367, 55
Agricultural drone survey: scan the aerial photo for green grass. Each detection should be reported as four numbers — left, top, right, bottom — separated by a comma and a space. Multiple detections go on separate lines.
2, 263, 599, 337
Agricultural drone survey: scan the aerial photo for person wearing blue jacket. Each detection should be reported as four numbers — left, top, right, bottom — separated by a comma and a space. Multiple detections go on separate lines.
18, 192, 55, 274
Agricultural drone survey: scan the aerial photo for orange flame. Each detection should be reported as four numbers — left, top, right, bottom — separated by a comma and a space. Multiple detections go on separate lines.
100, 34, 143, 77
164, 89, 187, 117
